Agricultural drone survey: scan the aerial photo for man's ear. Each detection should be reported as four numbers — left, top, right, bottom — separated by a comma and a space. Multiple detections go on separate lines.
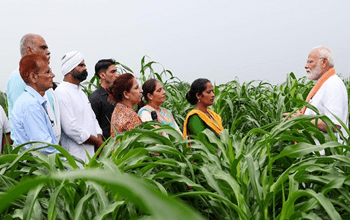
26, 46, 34, 55
321, 58, 329, 68
100, 72, 106, 80
29, 72, 37, 83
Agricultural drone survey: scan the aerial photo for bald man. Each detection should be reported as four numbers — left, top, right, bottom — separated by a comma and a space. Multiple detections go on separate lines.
6, 34, 61, 144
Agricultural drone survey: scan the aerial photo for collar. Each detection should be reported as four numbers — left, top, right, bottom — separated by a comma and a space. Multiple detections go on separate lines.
25, 85, 47, 105
98, 85, 108, 95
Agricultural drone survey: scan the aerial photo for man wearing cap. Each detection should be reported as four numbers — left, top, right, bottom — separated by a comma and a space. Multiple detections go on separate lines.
6, 34, 61, 144
89, 59, 118, 141
11, 54, 59, 153
55, 51, 103, 164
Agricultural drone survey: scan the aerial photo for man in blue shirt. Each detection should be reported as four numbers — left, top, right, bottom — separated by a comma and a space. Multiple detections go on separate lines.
11, 54, 58, 154
6, 34, 61, 144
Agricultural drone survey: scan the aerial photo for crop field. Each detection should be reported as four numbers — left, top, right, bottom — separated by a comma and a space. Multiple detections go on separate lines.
1, 57, 350, 219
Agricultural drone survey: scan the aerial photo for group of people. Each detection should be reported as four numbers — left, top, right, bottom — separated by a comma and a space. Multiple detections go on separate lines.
0, 33, 223, 164
0, 33, 348, 163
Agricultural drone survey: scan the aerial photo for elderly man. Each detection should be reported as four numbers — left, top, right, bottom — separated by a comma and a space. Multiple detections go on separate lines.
284, 46, 348, 142
6, 34, 61, 144
55, 51, 103, 164
89, 59, 118, 141
11, 54, 58, 153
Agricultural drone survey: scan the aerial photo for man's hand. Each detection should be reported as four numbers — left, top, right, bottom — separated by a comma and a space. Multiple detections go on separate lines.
84, 135, 104, 148
282, 110, 302, 120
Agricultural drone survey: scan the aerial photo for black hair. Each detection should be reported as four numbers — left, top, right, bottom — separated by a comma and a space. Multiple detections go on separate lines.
107, 73, 134, 104
94, 59, 116, 78
137, 78, 159, 110
142, 79, 158, 102
186, 78, 210, 105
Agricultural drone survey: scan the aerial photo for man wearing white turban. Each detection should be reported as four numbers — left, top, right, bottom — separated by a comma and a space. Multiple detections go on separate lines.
55, 51, 103, 167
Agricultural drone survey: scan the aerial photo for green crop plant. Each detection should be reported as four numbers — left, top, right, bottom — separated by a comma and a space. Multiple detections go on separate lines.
1, 56, 350, 219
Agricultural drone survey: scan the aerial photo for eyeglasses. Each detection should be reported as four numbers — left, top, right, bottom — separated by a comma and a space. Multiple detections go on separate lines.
36, 69, 53, 75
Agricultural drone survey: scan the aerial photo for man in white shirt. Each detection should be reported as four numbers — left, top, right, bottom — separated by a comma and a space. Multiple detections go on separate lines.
0, 105, 11, 154
55, 51, 103, 166
6, 34, 61, 144
284, 46, 348, 143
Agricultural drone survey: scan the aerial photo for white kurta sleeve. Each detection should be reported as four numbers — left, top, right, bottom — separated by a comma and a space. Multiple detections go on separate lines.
56, 91, 90, 144
323, 79, 348, 126
0, 106, 10, 133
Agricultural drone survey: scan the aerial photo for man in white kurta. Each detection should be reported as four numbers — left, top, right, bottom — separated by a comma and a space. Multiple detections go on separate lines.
304, 74, 348, 141
284, 46, 348, 145
55, 51, 103, 165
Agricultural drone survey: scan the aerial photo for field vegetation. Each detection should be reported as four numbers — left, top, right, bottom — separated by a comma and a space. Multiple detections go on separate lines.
1, 57, 350, 219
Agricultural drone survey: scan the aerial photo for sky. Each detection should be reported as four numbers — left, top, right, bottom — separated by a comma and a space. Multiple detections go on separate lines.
1, 0, 350, 92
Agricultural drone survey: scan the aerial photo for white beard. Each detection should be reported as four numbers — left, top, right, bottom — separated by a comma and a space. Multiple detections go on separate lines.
307, 62, 322, 80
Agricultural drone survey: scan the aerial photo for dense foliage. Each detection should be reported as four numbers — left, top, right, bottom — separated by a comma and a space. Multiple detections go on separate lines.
1, 57, 350, 219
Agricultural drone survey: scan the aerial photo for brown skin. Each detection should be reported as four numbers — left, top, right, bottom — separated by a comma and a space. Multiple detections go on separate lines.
63, 60, 87, 86
26, 35, 51, 62
283, 49, 341, 133
146, 81, 166, 112
63, 60, 104, 148
121, 78, 143, 108
27, 61, 55, 96
2, 133, 12, 153
100, 65, 118, 90
195, 82, 215, 116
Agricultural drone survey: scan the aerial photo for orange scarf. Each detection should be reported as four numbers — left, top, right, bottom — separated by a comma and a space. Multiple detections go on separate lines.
301, 68, 336, 115
182, 109, 224, 139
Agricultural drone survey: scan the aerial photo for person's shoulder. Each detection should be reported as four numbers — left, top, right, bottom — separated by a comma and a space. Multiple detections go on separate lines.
55, 83, 65, 92
186, 109, 199, 117
6, 68, 24, 91
88, 88, 102, 100
188, 113, 201, 123
13, 92, 37, 110
138, 106, 152, 114
7, 68, 20, 81
55, 84, 73, 102
55, 83, 72, 95
325, 74, 346, 90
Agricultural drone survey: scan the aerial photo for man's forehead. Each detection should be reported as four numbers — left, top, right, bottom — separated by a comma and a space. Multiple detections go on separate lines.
79, 60, 86, 65
308, 50, 319, 59
109, 64, 117, 70
34, 36, 46, 45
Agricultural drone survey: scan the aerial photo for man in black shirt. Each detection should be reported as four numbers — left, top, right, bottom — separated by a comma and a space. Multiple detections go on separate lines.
89, 59, 118, 141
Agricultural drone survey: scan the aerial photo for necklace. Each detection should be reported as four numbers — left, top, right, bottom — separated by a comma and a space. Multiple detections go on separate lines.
195, 108, 213, 119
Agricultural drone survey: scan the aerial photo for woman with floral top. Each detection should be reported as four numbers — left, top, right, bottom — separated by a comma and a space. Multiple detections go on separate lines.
108, 73, 143, 136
